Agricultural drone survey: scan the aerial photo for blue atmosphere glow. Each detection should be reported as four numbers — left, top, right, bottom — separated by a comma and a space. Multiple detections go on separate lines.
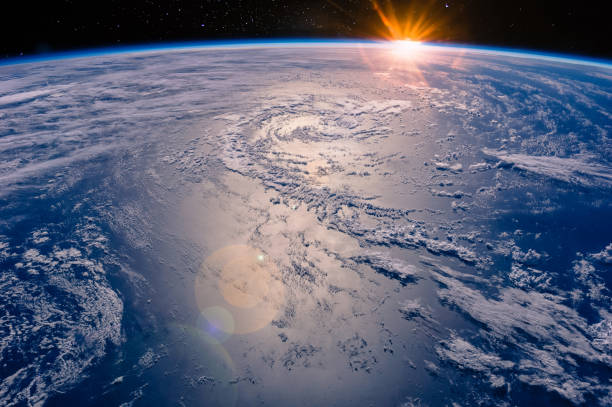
1, 39, 611, 69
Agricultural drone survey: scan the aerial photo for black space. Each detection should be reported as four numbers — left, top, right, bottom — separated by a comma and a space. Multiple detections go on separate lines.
1, 0, 610, 60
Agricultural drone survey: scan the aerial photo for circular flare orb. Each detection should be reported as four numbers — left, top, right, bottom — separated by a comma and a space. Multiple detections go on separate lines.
220, 255, 271, 309
198, 306, 235, 344
195, 245, 285, 335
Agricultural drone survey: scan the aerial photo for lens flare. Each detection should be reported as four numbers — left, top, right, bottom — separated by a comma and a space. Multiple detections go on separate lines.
197, 306, 235, 344
195, 245, 285, 335
220, 255, 272, 308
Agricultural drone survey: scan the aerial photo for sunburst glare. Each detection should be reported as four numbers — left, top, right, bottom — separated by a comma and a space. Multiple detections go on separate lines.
370, 0, 446, 42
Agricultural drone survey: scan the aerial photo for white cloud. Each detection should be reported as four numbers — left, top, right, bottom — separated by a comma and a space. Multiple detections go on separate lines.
483, 148, 612, 188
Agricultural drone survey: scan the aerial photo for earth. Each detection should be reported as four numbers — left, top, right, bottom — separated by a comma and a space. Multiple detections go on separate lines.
0, 42, 611, 407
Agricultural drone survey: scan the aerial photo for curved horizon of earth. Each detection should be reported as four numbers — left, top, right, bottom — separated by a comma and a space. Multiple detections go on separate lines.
0, 42, 610, 407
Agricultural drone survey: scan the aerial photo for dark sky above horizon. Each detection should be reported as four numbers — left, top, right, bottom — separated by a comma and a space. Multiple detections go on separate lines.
1, 0, 610, 60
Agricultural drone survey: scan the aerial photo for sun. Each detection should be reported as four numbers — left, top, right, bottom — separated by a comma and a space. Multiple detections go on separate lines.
394, 39, 423, 49
390, 39, 423, 57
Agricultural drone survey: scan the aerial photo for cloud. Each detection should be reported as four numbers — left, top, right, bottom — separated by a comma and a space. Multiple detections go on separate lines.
483, 148, 612, 188
432, 266, 612, 404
